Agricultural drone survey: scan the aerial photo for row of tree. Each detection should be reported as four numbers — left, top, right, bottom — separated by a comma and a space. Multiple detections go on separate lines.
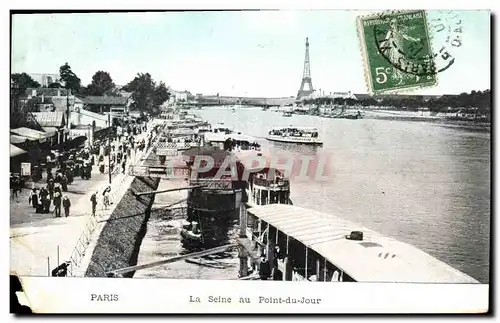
122, 73, 170, 116
11, 62, 171, 116
301, 90, 491, 115
10, 63, 115, 98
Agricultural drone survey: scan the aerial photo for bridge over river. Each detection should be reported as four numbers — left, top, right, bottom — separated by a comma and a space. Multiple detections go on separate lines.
178, 95, 296, 107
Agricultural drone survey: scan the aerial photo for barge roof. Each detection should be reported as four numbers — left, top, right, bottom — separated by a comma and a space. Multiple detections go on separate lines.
270, 126, 319, 131
248, 204, 479, 283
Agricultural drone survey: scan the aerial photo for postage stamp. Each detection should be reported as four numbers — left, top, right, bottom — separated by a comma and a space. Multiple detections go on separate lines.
357, 10, 437, 94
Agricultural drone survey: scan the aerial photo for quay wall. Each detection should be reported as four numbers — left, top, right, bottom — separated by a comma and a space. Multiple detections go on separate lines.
84, 176, 160, 277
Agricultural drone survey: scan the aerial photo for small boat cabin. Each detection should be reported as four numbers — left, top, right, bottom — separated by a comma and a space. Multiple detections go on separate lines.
269, 127, 319, 138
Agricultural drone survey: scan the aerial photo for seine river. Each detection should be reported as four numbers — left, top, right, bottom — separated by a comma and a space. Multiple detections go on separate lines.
196, 107, 491, 283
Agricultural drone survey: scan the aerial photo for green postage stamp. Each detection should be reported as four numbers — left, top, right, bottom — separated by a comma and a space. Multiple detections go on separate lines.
357, 10, 437, 94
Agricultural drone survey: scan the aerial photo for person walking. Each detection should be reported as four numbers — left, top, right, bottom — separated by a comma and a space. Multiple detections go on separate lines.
47, 179, 55, 201
41, 195, 50, 213
55, 172, 62, 184
61, 174, 68, 192
99, 157, 105, 174
46, 154, 52, 175
102, 187, 111, 209
11, 176, 20, 202
65, 168, 74, 185
62, 195, 71, 217
53, 190, 62, 218
39, 187, 48, 203
29, 188, 39, 209
121, 159, 127, 174
90, 191, 98, 216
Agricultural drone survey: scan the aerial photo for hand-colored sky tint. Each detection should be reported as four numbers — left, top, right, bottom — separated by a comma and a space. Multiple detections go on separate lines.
12, 10, 490, 97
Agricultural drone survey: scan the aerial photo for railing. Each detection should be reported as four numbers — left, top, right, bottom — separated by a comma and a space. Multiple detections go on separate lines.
156, 142, 198, 151
65, 130, 157, 277
157, 142, 178, 149
128, 165, 190, 179
156, 148, 178, 156
190, 179, 234, 190
253, 178, 290, 189
66, 166, 127, 277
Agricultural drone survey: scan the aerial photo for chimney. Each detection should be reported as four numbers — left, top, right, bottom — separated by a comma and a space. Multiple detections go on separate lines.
41, 94, 44, 103
57, 89, 61, 97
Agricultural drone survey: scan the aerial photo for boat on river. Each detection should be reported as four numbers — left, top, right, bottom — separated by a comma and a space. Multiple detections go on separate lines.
330, 110, 363, 119
267, 126, 323, 145
282, 111, 293, 117
243, 204, 480, 283
204, 123, 261, 151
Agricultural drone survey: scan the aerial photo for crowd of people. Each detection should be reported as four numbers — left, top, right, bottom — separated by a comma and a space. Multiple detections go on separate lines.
11, 118, 158, 221
27, 180, 72, 217
94, 122, 155, 176
16, 144, 97, 217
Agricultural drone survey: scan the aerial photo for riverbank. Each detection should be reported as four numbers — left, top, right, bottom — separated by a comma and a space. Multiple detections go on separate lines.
262, 107, 491, 132
361, 110, 490, 131
76, 123, 158, 277
134, 175, 239, 279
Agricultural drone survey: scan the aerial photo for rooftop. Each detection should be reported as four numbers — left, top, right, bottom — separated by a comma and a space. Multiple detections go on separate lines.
270, 126, 319, 131
23, 87, 70, 98
31, 112, 65, 128
204, 132, 258, 143
248, 204, 479, 283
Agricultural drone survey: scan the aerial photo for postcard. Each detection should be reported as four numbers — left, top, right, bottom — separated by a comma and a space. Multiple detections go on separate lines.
9, 8, 490, 314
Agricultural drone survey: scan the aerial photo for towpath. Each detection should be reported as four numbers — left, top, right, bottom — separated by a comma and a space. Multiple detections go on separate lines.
10, 124, 154, 277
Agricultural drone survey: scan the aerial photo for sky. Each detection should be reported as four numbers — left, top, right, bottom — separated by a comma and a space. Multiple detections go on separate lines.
11, 10, 490, 97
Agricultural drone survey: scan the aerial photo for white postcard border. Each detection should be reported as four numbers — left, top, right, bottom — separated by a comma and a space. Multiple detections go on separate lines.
17, 277, 489, 314
4, 0, 495, 319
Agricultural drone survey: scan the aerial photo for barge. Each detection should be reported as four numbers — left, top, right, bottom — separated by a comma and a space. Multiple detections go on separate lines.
267, 126, 323, 145
240, 204, 479, 283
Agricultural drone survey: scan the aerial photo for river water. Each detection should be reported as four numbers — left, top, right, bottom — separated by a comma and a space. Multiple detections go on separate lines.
195, 107, 491, 283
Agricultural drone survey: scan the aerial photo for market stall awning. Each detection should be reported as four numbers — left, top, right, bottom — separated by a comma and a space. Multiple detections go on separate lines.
10, 144, 28, 158
10, 135, 29, 144
11, 127, 52, 142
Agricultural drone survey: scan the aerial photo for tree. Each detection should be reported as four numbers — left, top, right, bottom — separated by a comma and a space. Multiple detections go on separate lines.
123, 73, 156, 113
86, 71, 116, 96
48, 82, 63, 88
153, 82, 170, 107
59, 62, 81, 92
10, 74, 42, 128
11, 73, 40, 97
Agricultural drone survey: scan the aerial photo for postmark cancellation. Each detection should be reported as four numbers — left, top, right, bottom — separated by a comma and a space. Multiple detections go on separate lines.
357, 10, 438, 94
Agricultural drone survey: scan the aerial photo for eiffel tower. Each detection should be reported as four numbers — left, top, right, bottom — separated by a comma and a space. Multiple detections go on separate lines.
296, 37, 314, 100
